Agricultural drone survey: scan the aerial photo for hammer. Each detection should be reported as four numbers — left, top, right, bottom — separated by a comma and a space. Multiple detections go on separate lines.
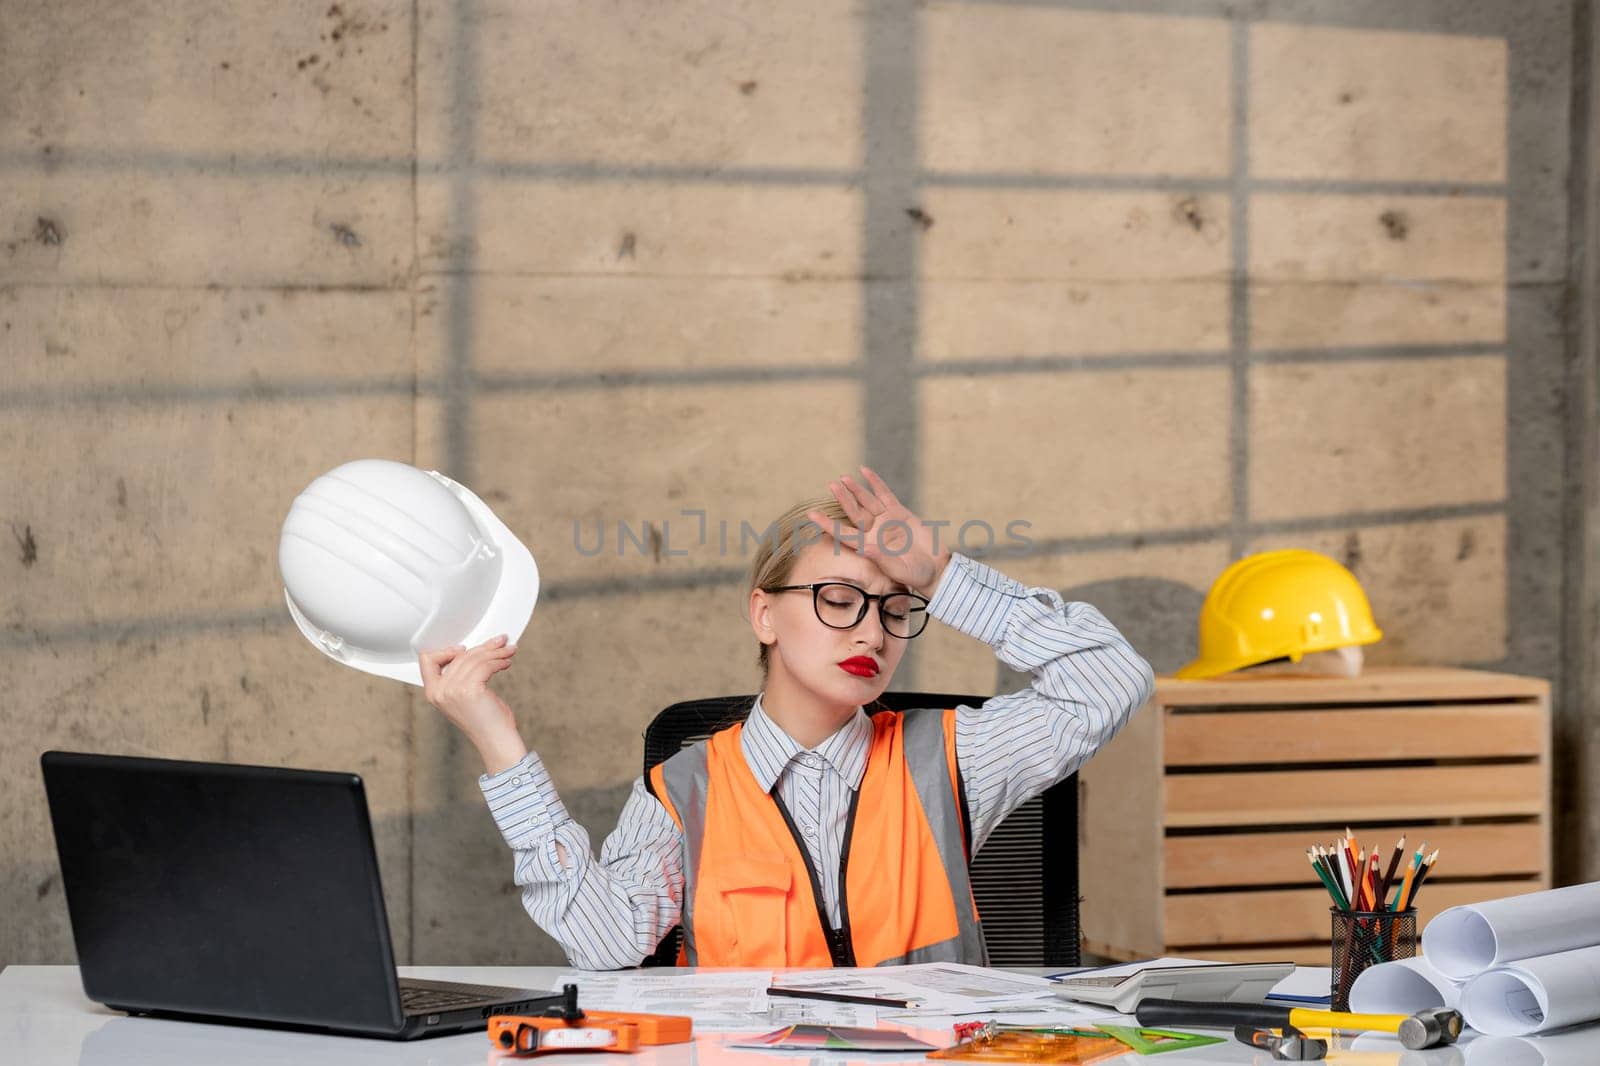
1136, 1000, 1463, 1051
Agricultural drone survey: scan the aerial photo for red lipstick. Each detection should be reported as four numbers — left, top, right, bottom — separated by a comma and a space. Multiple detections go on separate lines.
838, 656, 879, 678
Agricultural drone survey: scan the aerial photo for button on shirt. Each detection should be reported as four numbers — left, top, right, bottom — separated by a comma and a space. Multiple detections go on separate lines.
478, 551, 1156, 971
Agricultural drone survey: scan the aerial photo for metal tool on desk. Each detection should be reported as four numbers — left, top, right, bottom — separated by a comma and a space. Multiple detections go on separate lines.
1134, 1000, 1462, 1051
1235, 1025, 1328, 1061
489, 984, 692, 1056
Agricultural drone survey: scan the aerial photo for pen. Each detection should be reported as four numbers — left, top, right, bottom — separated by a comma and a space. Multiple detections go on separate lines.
767, 987, 923, 1010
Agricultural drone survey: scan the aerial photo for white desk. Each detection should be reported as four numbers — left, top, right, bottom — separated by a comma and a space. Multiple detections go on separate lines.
2, 965, 1591, 1066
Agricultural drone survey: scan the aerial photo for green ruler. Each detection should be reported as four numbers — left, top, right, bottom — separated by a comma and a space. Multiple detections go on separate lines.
1092, 1024, 1227, 1055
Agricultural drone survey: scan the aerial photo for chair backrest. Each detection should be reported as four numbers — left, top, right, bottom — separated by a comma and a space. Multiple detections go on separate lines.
639, 692, 1080, 967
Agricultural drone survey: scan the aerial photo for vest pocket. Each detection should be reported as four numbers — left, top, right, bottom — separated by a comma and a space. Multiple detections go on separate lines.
708, 856, 791, 966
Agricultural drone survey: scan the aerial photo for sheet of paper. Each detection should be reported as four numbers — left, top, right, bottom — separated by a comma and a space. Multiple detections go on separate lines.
1347, 957, 1463, 1014
1044, 956, 1222, 981
1425, 882, 1600, 980
885, 963, 1060, 1002
1457, 944, 1600, 1037
554, 969, 769, 1013
1266, 965, 1332, 1003
774, 963, 1058, 1014
703, 999, 878, 1032
552, 970, 875, 1032
878, 995, 1092, 1017
879, 998, 1116, 1031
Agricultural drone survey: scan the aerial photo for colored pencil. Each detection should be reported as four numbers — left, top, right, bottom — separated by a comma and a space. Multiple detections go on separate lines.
1403, 849, 1441, 910
1318, 845, 1344, 902
1392, 846, 1423, 912
1395, 841, 1427, 905
1309, 849, 1343, 908
1317, 847, 1347, 908
1378, 835, 1406, 905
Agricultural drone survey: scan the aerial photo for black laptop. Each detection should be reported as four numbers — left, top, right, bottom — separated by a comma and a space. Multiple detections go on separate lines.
41, 750, 563, 1039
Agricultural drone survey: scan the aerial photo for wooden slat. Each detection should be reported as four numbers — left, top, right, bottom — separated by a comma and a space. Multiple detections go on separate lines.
1156, 667, 1548, 707
1184, 944, 1328, 965
1081, 940, 1144, 964
1165, 704, 1544, 765
1165, 822, 1546, 888
1165, 879, 1542, 945
1092, 943, 1330, 966
1165, 764, 1545, 827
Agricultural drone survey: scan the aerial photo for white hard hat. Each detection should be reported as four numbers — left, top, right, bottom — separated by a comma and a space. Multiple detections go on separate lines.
278, 459, 539, 686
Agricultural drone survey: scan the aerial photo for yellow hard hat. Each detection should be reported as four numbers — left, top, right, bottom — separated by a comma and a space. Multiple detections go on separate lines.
1175, 549, 1382, 680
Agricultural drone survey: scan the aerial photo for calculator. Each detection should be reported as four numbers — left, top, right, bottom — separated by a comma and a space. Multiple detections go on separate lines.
1051, 962, 1296, 1014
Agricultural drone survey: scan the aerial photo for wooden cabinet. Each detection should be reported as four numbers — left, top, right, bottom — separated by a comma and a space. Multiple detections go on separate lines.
1078, 667, 1551, 964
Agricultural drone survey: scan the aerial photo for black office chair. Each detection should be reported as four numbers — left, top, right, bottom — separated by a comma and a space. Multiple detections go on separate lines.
639, 692, 1080, 967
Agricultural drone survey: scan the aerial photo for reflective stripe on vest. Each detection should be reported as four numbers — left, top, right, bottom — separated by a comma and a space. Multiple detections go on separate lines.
647, 708, 987, 967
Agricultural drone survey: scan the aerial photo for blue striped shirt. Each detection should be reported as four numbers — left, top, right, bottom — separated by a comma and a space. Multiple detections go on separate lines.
478, 551, 1155, 970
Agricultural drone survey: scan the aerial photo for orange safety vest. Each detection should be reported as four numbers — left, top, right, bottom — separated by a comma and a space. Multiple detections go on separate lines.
647, 707, 987, 967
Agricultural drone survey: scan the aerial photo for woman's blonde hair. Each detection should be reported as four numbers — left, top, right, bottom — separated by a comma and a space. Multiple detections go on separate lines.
748, 495, 850, 677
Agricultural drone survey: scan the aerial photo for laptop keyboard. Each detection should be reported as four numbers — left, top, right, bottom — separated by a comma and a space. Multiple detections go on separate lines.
399, 980, 543, 1014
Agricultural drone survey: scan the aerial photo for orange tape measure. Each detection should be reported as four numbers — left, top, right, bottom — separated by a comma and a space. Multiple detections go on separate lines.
488, 984, 693, 1056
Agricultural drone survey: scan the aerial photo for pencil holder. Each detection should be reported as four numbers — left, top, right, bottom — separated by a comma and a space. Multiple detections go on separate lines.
1330, 908, 1417, 1011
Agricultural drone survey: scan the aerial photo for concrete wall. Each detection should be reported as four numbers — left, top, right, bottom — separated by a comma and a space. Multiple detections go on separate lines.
2, 0, 1593, 967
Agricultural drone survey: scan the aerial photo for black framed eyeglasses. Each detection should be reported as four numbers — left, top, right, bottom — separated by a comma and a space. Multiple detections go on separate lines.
764, 582, 931, 639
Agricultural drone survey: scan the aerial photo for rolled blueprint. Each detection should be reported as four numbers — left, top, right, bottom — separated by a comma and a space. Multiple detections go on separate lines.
1456, 944, 1600, 1037
1347, 955, 1463, 1014
1425, 883, 1600, 980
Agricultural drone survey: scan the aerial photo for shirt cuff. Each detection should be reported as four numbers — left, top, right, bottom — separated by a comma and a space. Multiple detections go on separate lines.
925, 551, 1022, 648
478, 750, 573, 850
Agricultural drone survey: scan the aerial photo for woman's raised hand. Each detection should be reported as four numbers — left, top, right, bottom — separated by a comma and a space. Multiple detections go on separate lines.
807, 465, 951, 598
419, 635, 528, 774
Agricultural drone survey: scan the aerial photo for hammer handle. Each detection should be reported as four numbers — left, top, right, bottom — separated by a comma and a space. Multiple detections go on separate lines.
1286, 1008, 1405, 1033
1134, 999, 1292, 1030
1135, 999, 1412, 1037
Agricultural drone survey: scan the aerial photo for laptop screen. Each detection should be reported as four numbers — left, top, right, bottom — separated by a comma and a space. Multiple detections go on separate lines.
41, 751, 406, 1034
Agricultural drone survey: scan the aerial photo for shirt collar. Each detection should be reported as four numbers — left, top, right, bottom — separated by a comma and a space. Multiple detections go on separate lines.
741, 694, 874, 794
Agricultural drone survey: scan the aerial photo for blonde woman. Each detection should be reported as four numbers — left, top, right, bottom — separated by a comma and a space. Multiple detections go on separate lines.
421, 467, 1154, 969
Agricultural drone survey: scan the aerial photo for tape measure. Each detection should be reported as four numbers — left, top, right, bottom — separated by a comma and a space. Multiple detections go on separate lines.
488, 984, 693, 1056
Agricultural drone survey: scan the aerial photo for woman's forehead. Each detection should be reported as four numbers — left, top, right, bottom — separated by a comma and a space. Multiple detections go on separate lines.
791, 541, 905, 591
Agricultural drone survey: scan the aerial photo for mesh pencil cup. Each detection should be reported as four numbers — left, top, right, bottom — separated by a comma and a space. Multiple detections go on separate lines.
1330, 907, 1417, 1011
